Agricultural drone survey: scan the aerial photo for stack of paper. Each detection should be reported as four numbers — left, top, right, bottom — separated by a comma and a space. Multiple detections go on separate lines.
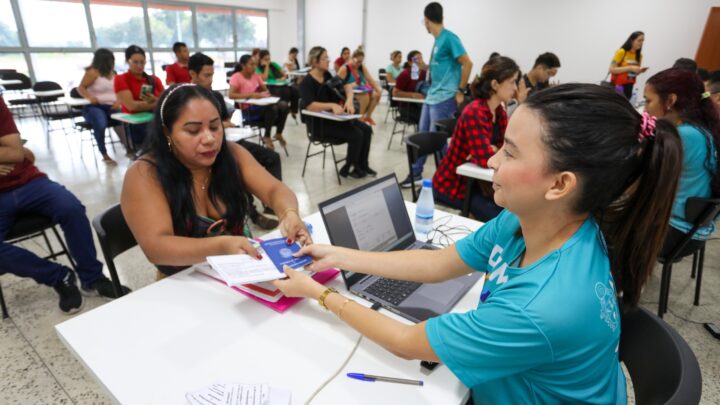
186, 382, 290, 405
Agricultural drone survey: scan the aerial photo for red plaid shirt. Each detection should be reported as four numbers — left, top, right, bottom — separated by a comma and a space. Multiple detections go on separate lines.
432, 99, 507, 201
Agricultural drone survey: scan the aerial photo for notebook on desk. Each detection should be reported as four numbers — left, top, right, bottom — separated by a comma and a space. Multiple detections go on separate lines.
318, 174, 481, 323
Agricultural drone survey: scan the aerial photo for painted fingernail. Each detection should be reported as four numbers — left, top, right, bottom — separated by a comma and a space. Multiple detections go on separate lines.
286, 238, 293, 245
256, 254, 263, 260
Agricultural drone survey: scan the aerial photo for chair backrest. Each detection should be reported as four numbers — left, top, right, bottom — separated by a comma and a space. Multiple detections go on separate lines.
1, 72, 32, 91
405, 131, 448, 166
619, 306, 702, 405
92, 204, 138, 262
32, 81, 63, 101
435, 118, 457, 137
685, 197, 720, 229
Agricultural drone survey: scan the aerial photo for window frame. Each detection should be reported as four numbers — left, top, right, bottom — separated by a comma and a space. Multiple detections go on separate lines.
0, 0, 270, 84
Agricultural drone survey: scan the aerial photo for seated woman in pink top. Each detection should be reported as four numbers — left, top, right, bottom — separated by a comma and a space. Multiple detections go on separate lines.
229, 54, 289, 150
77, 48, 127, 164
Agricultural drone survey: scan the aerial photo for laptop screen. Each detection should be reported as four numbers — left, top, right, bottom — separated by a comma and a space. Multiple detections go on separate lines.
319, 174, 415, 253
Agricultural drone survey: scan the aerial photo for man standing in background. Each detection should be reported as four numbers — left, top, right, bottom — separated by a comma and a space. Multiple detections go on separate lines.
400, 2, 473, 188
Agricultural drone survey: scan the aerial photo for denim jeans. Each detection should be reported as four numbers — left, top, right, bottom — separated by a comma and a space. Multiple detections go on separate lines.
410, 97, 456, 177
0, 177, 104, 287
82, 104, 119, 155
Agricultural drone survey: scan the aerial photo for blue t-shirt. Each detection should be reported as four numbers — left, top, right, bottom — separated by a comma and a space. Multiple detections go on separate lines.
670, 123, 717, 239
426, 28, 466, 105
426, 210, 626, 405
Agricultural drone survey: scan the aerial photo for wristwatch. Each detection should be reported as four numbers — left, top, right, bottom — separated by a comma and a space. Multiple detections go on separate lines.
318, 287, 338, 310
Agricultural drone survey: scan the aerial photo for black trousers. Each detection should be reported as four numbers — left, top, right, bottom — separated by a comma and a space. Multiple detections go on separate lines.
247, 102, 289, 137
269, 85, 300, 114
311, 119, 372, 168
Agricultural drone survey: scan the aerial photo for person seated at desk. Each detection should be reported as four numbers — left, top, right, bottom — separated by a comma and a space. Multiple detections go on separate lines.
229, 55, 289, 151
284, 47, 301, 73
517, 52, 561, 103
76, 48, 126, 164
434, 56, 519, 222
114, 45, 164, 149
273, 83, 684, 405
189, 52, 280, 230
165, 42, 192, 85
333, 47, 350, 73
257, 49, 300, 119
337, 48, 383, 125
0, 96, 131, 313
299, 46, 374, 179
121, 84, 310, 280
393, 50, 427, 123
643, 68, 720, 255
385, 50, 403, 84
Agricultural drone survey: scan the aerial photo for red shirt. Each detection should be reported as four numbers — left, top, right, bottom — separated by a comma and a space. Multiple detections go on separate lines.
432, 99, 507, 201
0, 96, 46, 192
165, 62, 191, 85
113, 72, 165, 113
395, 67, 427, 93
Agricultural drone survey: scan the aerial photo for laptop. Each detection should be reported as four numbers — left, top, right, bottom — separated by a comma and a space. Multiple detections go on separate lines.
318, 173, 481, 323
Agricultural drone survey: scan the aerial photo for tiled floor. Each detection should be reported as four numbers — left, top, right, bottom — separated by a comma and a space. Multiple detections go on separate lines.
1, 103, 718, 404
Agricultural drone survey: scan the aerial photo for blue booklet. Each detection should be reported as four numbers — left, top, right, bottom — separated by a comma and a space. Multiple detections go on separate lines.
259, 237, 313, 272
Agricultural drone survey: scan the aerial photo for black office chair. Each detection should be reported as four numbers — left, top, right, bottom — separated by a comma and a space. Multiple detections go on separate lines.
435, 117, 457, 137
3, 72, 38, 117
300, 113, 347, 185
657, 197, 720, 317
1, 213, 78, 318
620, 305, 702, 404
91, 204, 137, 299
405, 131, 449, 201
33, 81, 81, 133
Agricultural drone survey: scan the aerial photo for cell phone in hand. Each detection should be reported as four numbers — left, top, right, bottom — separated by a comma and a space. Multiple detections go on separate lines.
140, 84, 152, 98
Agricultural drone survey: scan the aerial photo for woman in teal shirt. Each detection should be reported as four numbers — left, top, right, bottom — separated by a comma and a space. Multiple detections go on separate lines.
386, 50, 403, 84
273, 84, 683, 404
643, 68, 720, 255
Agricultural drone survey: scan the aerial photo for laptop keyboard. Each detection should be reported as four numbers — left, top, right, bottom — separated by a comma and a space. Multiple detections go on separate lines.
365, 278, 422, 306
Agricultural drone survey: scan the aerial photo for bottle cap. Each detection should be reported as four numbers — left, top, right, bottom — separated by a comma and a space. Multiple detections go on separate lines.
423, 179, 432, 188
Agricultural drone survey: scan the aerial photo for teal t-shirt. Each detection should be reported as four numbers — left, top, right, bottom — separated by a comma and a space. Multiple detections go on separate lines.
426, 28, 466, 105
426, 210, 626, 405
670, 123, 717, 239
386, 64, 403, 80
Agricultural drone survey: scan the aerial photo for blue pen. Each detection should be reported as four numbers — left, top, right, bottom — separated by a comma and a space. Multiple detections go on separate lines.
347, 373, 424, 386
304, 221, 313, 235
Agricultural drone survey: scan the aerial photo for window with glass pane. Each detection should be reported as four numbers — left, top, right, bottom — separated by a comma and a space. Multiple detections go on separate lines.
197, 7, 233, 48
31, 53, 93, 90
0, 0, 20, 47
236, 9, 268, 48
203, 51, 236, 90
152, 52, 175, 85
0, 53, 29, 76
148, 4, 193, 49
20, 0, 91, 47
91, 0, 146, 48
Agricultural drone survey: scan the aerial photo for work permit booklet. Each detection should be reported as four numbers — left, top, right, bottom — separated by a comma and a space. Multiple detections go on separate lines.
201, 237, 312, 290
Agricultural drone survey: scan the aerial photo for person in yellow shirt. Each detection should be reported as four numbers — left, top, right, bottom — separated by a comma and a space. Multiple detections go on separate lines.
609, 31, 648, 99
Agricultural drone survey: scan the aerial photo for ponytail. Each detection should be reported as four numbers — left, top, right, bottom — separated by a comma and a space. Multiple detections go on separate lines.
598, 120, 682, 306
471, 56, 519, 100
525, 84, 683, 307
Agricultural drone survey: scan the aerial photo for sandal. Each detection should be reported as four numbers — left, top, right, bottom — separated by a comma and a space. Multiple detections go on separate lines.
262, 137, 275, 150
274, 133, 287, 148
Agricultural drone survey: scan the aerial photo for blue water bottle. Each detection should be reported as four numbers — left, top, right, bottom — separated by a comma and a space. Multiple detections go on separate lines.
415, 179, 434, 235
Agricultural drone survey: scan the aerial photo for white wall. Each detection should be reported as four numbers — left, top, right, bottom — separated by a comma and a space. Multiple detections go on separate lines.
304, 0, 363, 64
309, 0, 718, 91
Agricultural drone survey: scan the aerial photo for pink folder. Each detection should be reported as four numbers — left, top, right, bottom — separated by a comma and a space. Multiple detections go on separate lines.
199, 269, 340, 313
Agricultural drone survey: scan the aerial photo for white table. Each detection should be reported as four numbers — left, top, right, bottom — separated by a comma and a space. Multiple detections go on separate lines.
63, 97, 91, 107
287, 70, 309, 78
33, 89, 65, 98
0, 79, 21, 86
225, 127, 257, 142
301, 109, 361, 122
231, 96, 280, 106
456, 162, 494, 217
392, 96, 424, 104
56, 202, 481, 404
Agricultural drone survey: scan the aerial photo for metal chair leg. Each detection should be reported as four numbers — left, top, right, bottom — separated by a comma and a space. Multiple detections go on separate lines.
658, 263, 672, 317
693, 245, 705, 306
331, 145, 342, 185
301, 141, 312, 177
50, 225, 77, 270
0, 283, 9, 319
691, 251, 698, 279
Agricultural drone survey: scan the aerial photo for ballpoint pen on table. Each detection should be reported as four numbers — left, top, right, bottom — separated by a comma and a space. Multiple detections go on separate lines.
347, 373, 424, 386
